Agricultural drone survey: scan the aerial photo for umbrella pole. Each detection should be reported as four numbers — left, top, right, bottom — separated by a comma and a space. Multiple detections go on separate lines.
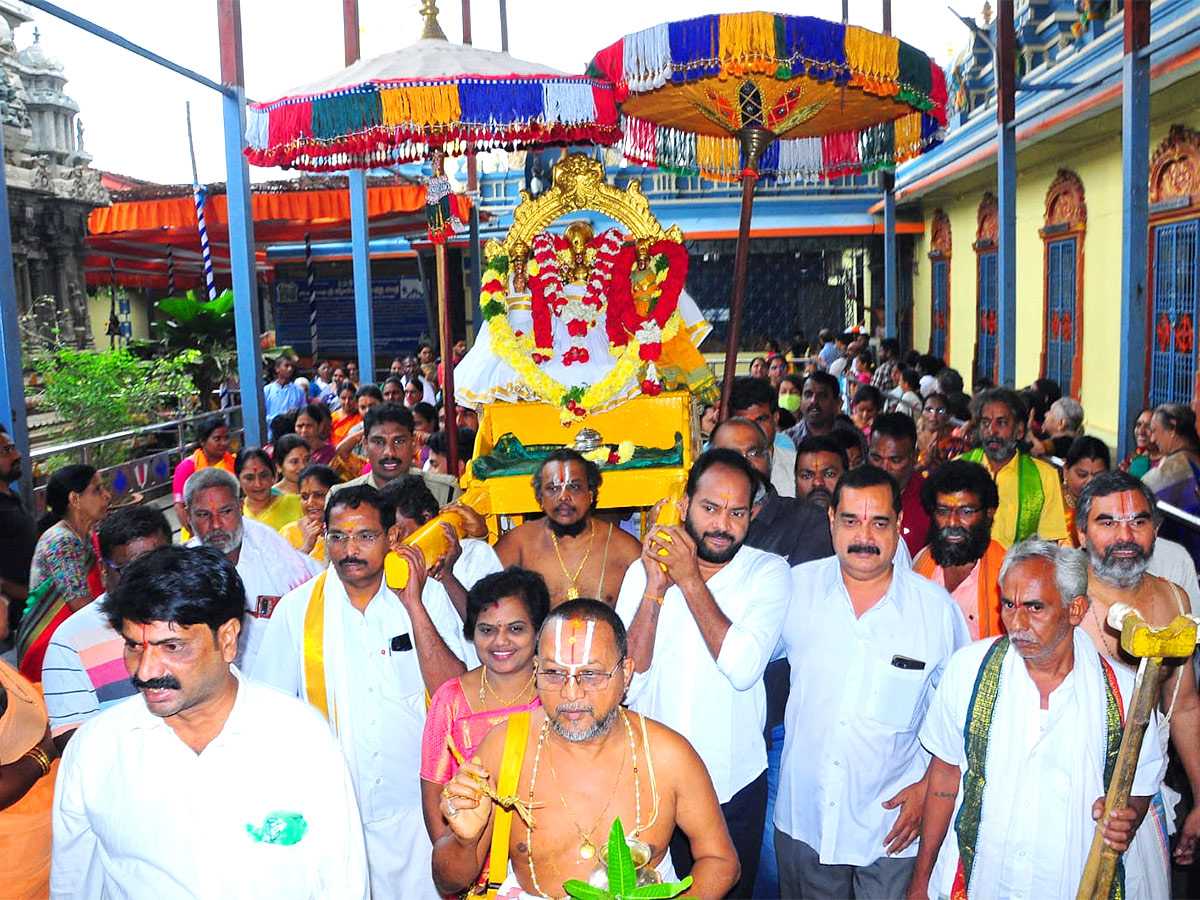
719, 127, 775, 420
436, 241, 459, 477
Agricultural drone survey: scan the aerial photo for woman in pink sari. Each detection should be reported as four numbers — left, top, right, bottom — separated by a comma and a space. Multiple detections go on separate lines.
420, 567, 550, 888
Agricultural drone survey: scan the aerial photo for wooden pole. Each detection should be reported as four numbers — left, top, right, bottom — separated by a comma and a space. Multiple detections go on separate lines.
436, 243, 459, 476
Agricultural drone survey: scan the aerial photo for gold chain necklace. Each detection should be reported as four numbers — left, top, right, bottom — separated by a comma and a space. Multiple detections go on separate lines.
550, 520, 594, 601
478, 667, 536, 707
547, 724, 626, 860
526, 711, 641, 899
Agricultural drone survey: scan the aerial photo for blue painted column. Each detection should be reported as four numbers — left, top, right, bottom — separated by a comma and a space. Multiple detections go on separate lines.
0, 120, 32, 506
883, 170, 898, 339
350, 170, 374, 384
995, 2, 1017, 386
218, 0, 264, 446
1117, 3, 1151, 461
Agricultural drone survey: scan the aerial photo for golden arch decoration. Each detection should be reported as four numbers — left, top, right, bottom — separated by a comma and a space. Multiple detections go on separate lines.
1149, 125, 1200, 206
1043, 169, 1087, 230
975, 192, 998, 248
930, 209, 952, 257
484, 154, 684, 262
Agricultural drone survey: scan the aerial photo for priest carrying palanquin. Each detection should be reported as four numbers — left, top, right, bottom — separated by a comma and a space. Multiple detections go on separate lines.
906, 540, 1165, 900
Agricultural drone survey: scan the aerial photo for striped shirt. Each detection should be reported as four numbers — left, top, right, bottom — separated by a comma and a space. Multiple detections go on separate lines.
41, 596, 135, 736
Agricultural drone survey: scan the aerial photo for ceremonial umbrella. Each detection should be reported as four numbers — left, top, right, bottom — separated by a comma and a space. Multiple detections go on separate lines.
244, 0, 621, 471
588, 13, 948, 416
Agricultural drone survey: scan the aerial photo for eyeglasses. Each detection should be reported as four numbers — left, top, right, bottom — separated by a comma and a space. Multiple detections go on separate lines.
0, 444, 17, 456
535, 661, 623, 691
326, 530, 383, 546
743, 447, 769, 460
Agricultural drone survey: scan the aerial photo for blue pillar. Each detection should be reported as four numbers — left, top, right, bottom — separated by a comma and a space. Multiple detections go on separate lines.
0, 120, 32, 506
350, 170, 374, 384
995, 3, 1017, 386
222, 84, 264, 446
217, 0, 264, 446
1117, 4, 1151, 461
883, 171, 898, 340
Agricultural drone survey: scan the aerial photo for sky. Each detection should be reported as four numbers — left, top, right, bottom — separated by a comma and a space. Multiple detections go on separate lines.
15, 0, 972, 186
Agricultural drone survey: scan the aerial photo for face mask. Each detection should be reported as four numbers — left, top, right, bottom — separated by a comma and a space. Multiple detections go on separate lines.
779, 393, 802, 413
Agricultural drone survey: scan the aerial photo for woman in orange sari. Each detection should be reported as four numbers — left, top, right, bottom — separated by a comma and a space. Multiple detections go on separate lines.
0, 659, 60, 898
420, 568, 549, 893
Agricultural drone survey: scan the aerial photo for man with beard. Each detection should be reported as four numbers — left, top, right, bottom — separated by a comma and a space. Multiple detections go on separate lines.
907, 540, 1164, 900
1074, 470, 1200, 884
784, 371, 841, 446
0, 424, 35, 642
710, 417, 833, 898
869, 413, 930, 556
51, 546, 368, 898
912, 460, 1007, 640
334, 403, 460, 506
433, 599, 740, 899
183, 468, 320, 674
794, 435, 848, 511
957, 387, 1067, 547
777, 466, 968, 898
496, 449, 641, 608
256, 485, 473, 897
617, 449, 793, 897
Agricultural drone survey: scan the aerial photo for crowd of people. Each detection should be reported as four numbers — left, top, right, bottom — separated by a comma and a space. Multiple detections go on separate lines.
0, 328, 1198, 900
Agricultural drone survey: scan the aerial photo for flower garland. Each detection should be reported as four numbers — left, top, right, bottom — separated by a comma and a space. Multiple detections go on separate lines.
606, 240, 688, 363
528, 228, 624, 365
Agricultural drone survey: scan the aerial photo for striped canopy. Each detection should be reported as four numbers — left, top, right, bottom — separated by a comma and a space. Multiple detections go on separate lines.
588, 12, 948, 182
245, 38, 620, 172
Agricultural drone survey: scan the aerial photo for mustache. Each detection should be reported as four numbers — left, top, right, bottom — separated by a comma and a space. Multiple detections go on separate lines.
847, 543, 881, 555
938, 525, 972, 542
377, 456, 403, 466
703, 530, 735, 543
1105, 541, 1148, 561
553, 702, 594, 716
336, 557, 369, 568
131, 674, 181, 691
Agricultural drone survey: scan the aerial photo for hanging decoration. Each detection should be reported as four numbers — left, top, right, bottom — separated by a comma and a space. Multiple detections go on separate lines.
588, 12, 948, 183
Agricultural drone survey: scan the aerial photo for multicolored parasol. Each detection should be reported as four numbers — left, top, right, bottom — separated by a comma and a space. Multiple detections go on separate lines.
244, 1, 622, 471
588, 12, 948, 414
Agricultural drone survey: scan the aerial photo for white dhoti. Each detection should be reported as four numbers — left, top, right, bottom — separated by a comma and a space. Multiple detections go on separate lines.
364, 807, 438, 899
493, 851, 677, 900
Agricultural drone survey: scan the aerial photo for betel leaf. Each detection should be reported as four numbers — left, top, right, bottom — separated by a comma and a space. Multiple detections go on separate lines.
607, 818, 637, 896
561, 880, 607, 900
626, 875, 693, 899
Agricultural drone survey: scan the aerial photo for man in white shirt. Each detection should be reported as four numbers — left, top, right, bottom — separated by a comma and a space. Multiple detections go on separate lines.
255, 484, 472, 898
617, 448, 792, 898
51, 545, 367, 899
909, 539, 1165, 900
776, 464, 969, 898
183, 467, 321, 675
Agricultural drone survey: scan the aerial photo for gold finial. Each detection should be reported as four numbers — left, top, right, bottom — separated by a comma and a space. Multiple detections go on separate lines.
420, 0, 447, 40
981, 1, 993, 26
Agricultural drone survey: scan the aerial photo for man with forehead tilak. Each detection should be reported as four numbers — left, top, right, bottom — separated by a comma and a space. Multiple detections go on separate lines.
433, 599, 739, 900
1073, 470, 1200, 891
496, 450, 641, 608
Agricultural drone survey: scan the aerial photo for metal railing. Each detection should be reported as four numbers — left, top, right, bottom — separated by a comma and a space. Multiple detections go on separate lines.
28, 407, 245, 512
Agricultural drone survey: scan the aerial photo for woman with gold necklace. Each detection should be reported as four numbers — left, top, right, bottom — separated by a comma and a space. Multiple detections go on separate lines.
421, 567, 550, 885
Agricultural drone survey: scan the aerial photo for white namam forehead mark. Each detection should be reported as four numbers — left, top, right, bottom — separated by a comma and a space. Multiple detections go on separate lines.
547, 461, 577, 490
553, 617, 595, 671
1101, 491, 1150, 522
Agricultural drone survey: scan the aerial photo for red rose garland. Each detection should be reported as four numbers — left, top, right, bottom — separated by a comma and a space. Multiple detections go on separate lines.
606, 240, 689, 363
528, 228, 624, 366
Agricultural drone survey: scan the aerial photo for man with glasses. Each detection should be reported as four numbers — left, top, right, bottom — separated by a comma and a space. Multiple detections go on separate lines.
0, 424, 35, 643
434, 598, 740, 899
1073, 470, 1200, 887
729, 376, 796, 497
41, 506, 171, 748
912, 460, 1007, 640
334, 403, 460, 505
617, 449, 793, 898
496, 449, 641, 608
257, 484, 474, 898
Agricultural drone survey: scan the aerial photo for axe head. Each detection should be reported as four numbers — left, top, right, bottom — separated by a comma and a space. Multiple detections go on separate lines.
1106, 602, 1200, 659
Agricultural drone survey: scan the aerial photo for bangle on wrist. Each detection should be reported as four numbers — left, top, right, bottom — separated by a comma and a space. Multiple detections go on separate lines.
643, 593, 665, 605
22, 745, 51, 777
